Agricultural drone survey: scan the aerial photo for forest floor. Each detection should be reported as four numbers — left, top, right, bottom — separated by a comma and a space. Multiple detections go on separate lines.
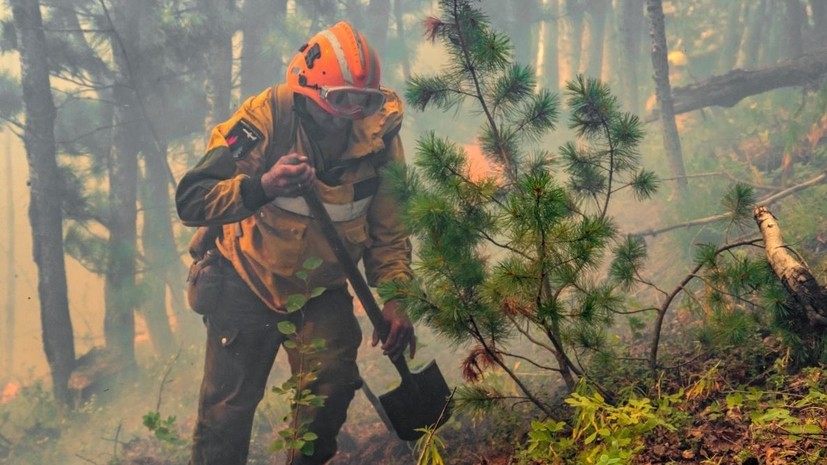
99, 324, 827, 465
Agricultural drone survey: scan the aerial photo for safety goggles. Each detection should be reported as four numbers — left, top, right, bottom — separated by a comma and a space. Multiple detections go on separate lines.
319, 87, 385, 118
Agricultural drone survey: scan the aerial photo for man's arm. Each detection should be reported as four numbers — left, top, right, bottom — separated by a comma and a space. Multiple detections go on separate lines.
175, 97, 273, 227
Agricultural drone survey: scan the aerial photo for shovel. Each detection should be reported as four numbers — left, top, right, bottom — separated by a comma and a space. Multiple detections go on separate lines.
302, 189, 452, 441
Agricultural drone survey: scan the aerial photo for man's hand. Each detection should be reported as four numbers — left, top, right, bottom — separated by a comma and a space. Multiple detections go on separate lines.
371, 299, 416, 361
260, 153, 315, 199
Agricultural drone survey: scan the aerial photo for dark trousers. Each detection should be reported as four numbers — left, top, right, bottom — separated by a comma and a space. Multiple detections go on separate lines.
190, 257, 362, 465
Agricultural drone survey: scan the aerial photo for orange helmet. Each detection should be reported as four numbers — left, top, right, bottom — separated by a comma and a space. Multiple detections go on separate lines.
286, 21, 384, 119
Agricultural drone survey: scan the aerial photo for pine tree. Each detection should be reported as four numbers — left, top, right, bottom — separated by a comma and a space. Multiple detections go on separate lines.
390, 0, 658, 414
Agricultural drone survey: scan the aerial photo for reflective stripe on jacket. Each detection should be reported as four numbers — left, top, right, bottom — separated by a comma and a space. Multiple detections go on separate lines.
175, 85, 412, 311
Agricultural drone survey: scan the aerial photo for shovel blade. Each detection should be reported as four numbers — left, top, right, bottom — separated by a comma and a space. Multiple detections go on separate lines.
378, 360, 452, 441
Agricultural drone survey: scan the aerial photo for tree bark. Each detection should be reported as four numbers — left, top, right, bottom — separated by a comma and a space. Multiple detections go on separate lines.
736, 0, 768, 69
717, 1, 745, 74
579, 0, 608, 79
754, 206, 827, 327
781, 0, 805, 60
536, 0, 559, 90
557, 0, 584, 88
617, 0, 644, 113
10, 0, 75, 407
511, 0, 540, 66
646, 0, 687, 195
646, 48, 827, 121
104, 0, 143, 364
139, 145, 179, 356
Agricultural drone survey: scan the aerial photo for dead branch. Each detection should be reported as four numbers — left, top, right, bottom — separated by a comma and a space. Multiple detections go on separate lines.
753, 206, 827, 327
644, 48, 827, 122
635, 170, 827, 238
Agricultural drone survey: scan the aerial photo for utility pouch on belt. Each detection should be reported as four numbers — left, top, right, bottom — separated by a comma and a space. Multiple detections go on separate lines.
186, 225, 224, 314
187, 248, 224, 315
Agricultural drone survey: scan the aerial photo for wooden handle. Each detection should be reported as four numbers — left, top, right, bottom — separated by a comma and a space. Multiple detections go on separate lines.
302, 189, 413, 380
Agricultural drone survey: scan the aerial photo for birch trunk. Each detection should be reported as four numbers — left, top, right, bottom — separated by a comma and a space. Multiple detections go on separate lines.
754, 206, 827, 327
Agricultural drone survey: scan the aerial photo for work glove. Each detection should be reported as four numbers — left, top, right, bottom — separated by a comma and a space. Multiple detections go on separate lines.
260, 153, 315, 199
372, 299, 416, 361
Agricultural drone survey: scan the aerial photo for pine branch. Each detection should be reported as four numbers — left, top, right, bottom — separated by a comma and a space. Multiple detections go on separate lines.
449, 0, 515, 181
649, 237, 763, 373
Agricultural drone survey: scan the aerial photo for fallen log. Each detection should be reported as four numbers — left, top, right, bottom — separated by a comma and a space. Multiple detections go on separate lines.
645, 49, 827, 122
754, 206, 827, 328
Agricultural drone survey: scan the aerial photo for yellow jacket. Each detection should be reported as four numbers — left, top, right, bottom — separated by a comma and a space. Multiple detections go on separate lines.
176, 85, 412, 312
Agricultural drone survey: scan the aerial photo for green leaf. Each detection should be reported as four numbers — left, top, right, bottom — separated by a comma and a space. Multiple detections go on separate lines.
302, 257, 323, 270
283, 340, 298, 349
310, 287, 325, 298
278, 321, 297, 335
295, 270, 309, 281
584, 430, 598, 444
286, 294, 307, 312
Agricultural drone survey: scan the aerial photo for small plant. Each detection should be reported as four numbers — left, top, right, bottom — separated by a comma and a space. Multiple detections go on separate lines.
269, 258, 328, 461
141, 411, 186, 446
519, 384, 679, 464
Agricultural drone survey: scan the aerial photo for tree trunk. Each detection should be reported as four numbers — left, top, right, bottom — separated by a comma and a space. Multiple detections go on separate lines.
601, 0, 618, 85
579, 0, 608, 79
811, 0, 827, 48
139, 144, 179, 356
511, 0, 539, 66
736, 0, 768, 69
392, 0, 411, 82
781, 0, 805, 60
557, 0, 584, 88
10, 0, 75, 407
536, 0, 559, 90
104, 0, 143, 364
3, 133, 15, 381
240, 0, 287, 99
646, 0, 687, 195
617, 0, 644, 113
204, 0, 236, 133
717, 1, 745, 74
754, 206, 827, 328
365, 0, 391, 57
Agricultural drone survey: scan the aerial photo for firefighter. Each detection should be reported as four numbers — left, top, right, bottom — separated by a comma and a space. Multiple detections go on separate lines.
176, 21, 415, 465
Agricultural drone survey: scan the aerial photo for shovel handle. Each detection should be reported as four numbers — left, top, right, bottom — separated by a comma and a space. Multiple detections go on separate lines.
301, 189, 414, 382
